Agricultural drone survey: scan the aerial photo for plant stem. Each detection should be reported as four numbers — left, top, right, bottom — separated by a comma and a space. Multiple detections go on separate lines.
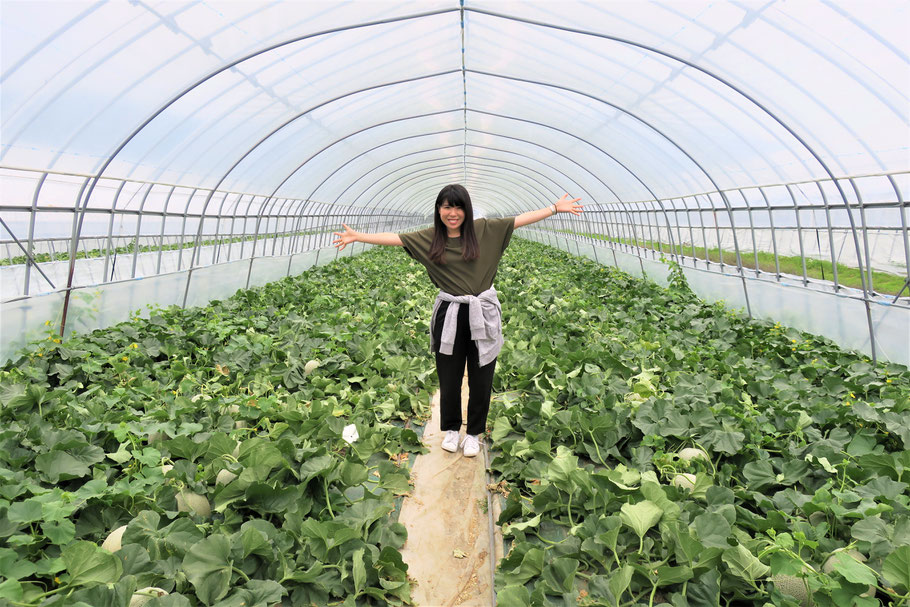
567, 489, 576, 528
232, 566, 251, 582
324, 477, 334, 517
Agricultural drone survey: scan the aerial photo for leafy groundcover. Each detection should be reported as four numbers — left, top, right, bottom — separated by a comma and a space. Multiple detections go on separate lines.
0, 249, 439, 607
1, 238, 907, 607
489, 241, 910, 606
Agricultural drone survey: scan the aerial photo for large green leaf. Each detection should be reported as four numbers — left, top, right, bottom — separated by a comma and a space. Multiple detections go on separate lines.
883, 545, 910, 592
619, 500, 663, 540
693, 512, 732, 549
722, 545, 769, 582
35, 444, 105, 483
182, 534, 233, 605
62, 540, 123, 586
830, 552, 877, 587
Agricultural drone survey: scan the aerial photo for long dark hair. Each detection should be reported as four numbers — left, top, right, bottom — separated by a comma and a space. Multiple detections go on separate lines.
429, 184, 479, 264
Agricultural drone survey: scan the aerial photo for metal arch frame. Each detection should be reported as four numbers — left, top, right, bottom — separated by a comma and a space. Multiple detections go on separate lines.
354, 163, 535, 223
464, 7, 876, 356
466, 70, 750, 274
59, 7, 462, 335
191, 50, 464, 191
264, 114, 615, 256
147, 17, 459, 186
286, 143, 464, 254
246, 111, 464, 256
350, 153, 596, 259
318, 145, 590, 255
466, 76, 710, 197
174, 68, 461, 274
387, 172, 531, 223
276, 124, 601, 236
248, 103, 612, 227
267, 104, 662, 231
467, 108, 680, 258
464, 25, 819, 191
50, 5, 879, 357
463, 128, 644, 256
334, 139, 599, 232
294, 131, 618, 262
168, 68, 460, 304
70, 25, 753, 291
334, 154, 570, 238
373, 166, 529, 219
60, 25, 690, 323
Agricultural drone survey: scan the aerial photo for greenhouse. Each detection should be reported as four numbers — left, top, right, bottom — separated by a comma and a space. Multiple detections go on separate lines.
0, 1, 908, 606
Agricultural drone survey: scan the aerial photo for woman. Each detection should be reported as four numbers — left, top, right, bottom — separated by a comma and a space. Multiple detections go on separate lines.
332, 185, 582, 457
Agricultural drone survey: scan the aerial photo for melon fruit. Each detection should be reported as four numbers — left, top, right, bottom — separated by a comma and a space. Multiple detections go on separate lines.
672, 473, 697, 490
176, 491, 211, 517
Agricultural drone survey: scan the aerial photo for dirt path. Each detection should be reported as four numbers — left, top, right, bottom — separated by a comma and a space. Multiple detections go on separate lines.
398, 376, 504, 606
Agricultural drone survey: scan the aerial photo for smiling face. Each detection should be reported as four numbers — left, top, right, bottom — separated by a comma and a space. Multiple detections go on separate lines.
438, 200, 465, 236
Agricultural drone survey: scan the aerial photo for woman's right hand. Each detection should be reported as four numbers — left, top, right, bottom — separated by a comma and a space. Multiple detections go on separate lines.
332, 224, 359, 250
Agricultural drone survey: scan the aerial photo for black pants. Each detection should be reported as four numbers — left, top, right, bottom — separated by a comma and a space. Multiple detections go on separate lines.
433, 301, 497, 436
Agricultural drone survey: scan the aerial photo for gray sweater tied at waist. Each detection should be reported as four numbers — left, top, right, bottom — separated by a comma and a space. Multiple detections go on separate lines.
430, 286, 503, 367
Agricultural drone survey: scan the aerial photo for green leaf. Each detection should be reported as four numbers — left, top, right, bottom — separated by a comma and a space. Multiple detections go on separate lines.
35, 444, 105, 483
619, 500, 663, 540
830, 552, 877, 587
503, 514, 542, 537
883, 545, 910, 592
542, 557, 578, 594
607, 564, 633, 603
655, 564, 693, 586
6, 498, 43, 524
106, 443, 132, 464
0, 579, 23, 602
41, 519, 76, 545
491, 417, 513, 442
722, 544, 770, 582
352, 548, 366, 595
546, 446, 579, 489
742, 460, 776, 492
62, 540, 123, 586
182, 534, 233, 605
497, 584, 531, 606
0, 548, 37, 580
693, 512, 732, 549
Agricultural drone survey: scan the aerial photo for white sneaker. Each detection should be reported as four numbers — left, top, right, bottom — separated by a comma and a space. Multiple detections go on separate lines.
461, 434, 481, 458
441, 430, 460, 453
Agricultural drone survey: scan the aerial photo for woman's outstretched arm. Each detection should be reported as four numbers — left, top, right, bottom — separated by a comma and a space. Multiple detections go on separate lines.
332, 224, 403, 250
513, 194, 583, 229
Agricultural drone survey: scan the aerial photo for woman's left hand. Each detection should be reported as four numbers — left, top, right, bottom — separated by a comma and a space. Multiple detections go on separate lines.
555, 194, 583, 215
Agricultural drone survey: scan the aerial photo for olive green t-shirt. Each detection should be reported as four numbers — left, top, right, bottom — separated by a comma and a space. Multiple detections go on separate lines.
399, 217, 515, 296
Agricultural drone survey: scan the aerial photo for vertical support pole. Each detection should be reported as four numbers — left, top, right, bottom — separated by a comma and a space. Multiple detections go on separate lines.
759, 187, 782, 279
156, 186, 175, 275
102, 181, 126, 283
23, 173, 48, 297
786, 185, 809, 286
886, 174, 910, 291
814, 180, 841, 290
131, 184, 154, 279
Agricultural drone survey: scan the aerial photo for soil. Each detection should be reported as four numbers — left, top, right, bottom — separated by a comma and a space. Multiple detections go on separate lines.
398, 375, 504, 606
